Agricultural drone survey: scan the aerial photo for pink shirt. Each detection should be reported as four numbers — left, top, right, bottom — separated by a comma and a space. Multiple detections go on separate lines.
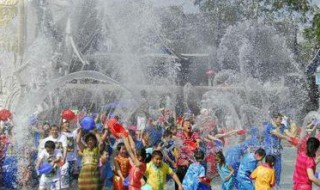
176, 131, 200, 166
129, 162, 146, 190
293, 152, 316, 185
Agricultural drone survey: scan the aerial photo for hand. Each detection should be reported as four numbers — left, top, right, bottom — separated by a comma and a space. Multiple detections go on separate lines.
178, 185, 184, 190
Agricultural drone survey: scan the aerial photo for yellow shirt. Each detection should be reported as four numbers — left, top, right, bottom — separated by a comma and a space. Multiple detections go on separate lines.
82, 147, 99, 166
250, 165, 275, 190
145, 162, 173, 190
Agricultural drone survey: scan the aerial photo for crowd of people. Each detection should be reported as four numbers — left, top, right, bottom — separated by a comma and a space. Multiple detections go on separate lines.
1, 108, 320, 190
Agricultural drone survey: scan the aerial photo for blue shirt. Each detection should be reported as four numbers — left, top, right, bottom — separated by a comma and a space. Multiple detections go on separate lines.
237, 153, 258, 180
263, 122, 287, 155
182, 162, 205, 190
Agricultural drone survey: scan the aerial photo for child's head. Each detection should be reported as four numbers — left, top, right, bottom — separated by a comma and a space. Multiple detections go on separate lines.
215, 151, 226, 165
151, 150, 163, 167
194, 149, 205, 162
44, 140, 55, 154
117, 142, 127, 156
162, 130, 172, 141
100, 151, 109, 165
142, 131, 150, 146
170, 125, 178, 135
84, 133, 97, 148
264, 155, 275, 167
254, 148, 266, 161
306, 137, 320, 158
136, 148, 147, 162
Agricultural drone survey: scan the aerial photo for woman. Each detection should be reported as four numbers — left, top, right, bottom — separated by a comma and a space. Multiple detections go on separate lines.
293, 137, 320, 189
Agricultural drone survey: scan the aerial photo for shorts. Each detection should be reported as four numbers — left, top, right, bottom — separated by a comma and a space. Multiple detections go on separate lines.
60, 161, 73, 188
39, 175, 61, 190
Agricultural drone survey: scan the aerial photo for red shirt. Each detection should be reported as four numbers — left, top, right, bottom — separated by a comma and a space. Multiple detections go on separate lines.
176, 131, 200, 166
129, 162, 146, 190
293, 152, 316, 185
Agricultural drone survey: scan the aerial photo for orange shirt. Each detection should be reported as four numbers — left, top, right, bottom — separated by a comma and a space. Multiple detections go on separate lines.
115, 155, 131, 178
250, 164, 275, 190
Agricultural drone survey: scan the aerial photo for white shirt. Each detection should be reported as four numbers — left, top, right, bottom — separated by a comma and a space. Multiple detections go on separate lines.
61, 130, 77, 161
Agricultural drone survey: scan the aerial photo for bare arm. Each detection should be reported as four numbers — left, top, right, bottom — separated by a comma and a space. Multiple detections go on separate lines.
225, 165, 234, 181
307, 168, 320, 186
122, 135, 140, 167
171, 172, 183, 190
76, 128, 85, 152
114, 159, 125, 180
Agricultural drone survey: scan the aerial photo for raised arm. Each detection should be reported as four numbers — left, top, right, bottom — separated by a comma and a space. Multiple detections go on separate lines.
76, 128, 85, 152
122, 134, 141, 167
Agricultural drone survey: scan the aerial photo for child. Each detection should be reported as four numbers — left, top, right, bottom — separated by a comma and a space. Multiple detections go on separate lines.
114, 142, 131, 190
77, 128, 103, 190
35, 140, 63, 190
250, 155, 276, 190
237, 148, 266, 190
100, 150, 113, 190
121, 133, 147, 190
293, 137, 320, 189
145, 150, 183, 190
182, 149, 206, 190
215, 151, 234, 190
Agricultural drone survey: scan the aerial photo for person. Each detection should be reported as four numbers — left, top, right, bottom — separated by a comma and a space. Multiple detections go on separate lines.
215, 151, 234, 190
77, 128, 103, 190
263, 112, 292, 187
293, 137, 320, 189
145, 150, 183, 190
182, 149, 206, 190
100, 150, 113, 190
250, 155, 276, 190
236, 148, 266, 190
113, 142, 131, 190
38, 125, 67, 162
176, 118, 200, 189
121, 133, 147, 190
60, 120, 77, 189
35, 140, 63, 190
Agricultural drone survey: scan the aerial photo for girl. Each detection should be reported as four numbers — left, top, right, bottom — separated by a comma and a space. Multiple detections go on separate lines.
121, 133, 147, 190
250, 155, 276, 190
77, 128, 103, 190
293, 137, 320, 189
215, 151, 234, 190
113, 142, 131, 190
182, 149, 206, 190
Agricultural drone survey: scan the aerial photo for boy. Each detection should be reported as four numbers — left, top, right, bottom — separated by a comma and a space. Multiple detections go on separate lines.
145, 150, 183, 190
236, 148, 266, 190
36, 140, 63, 190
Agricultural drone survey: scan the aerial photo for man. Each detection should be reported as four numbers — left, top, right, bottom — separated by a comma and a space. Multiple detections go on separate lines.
263, 112, 292, 187
236, 148, 266, 190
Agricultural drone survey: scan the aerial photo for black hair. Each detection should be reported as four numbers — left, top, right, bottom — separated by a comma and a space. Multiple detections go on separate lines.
50, 124, 58, 129
215, 151, 226, 165
271, 112, 283, 119
306, 137, 320, 157
163, 130, 172, 138
151, 150, 163, 159
136, 148, 147, 162
265, 155, 275, 167
44, 140, 55, 149
194, 149, 205, 161
255, 148, 266, 157
84, 133, 97, 144
117, 142, 125, 151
